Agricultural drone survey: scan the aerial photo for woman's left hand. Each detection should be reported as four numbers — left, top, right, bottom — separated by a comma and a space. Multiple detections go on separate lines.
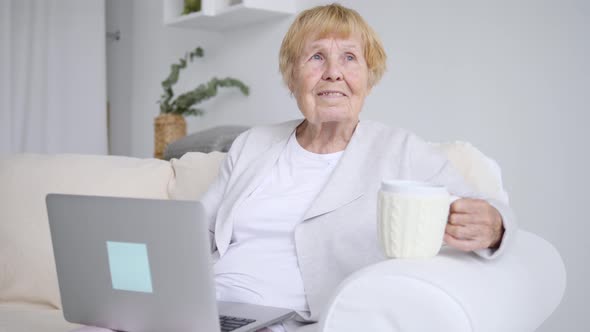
444, 198, 504, 251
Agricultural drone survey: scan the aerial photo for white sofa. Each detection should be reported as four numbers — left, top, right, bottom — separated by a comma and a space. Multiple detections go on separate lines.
0, 143, 566, 332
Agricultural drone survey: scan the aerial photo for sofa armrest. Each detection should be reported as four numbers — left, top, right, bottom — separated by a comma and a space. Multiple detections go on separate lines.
319, 230, 566, 332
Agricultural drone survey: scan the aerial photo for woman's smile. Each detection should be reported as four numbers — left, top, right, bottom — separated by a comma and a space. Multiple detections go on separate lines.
316, 90, 347, 97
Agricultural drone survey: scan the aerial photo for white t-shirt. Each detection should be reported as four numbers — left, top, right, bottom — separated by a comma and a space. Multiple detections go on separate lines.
214, 132, 343, 313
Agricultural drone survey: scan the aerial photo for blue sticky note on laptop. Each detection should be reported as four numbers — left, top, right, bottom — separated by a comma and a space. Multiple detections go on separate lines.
106, 241, 153, 293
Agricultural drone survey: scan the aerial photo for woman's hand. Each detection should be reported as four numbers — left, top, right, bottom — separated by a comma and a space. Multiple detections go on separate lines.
444, 198, 504, 251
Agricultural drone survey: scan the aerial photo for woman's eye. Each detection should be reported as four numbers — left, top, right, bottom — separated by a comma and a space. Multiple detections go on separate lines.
346, 54, 355, 61
312, 53, 323, 60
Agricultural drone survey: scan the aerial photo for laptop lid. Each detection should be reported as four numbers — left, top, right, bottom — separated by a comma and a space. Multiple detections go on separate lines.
46, 194, 220, 332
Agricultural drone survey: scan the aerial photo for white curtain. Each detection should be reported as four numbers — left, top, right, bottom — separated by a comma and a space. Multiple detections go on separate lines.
0, 0, 107, 155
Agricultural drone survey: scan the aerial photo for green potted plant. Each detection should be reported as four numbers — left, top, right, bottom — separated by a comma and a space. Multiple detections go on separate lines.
154, 46, 249, 159
182, 0, 201, 15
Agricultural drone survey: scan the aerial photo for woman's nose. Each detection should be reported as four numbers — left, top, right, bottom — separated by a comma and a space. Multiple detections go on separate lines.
322, 58, 343, 81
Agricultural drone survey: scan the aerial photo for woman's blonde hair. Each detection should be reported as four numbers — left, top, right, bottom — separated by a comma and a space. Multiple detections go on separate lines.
279, 3, 387, 90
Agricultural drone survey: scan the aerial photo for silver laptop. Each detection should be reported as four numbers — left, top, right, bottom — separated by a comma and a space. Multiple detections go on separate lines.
46, 194, 295, 332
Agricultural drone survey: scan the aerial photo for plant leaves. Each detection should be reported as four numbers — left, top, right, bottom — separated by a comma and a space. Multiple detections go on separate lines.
157, 46, 249, 116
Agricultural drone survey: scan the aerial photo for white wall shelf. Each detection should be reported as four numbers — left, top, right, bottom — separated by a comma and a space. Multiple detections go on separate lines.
163, 0, 295, 31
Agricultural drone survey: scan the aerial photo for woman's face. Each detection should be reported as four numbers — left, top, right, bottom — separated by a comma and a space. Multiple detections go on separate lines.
291, 33, 370, 126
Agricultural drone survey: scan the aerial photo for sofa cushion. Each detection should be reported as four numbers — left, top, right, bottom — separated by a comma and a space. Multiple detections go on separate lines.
168, 151, 226, 201
0, 154, 173, 309
0, 303, 80, 332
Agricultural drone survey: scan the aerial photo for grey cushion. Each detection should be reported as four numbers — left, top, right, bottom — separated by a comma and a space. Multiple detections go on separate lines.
163, 125, 249, 160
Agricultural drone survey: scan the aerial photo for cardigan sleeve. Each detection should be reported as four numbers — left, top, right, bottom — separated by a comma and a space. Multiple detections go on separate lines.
405, 133, 517, 259
199, 130, 250, 252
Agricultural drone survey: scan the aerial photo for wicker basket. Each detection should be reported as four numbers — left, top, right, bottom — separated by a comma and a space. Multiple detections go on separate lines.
154, 114, 186, 159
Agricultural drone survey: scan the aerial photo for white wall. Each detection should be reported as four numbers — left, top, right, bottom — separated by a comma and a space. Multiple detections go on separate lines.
107, 0, 590, 330
106, 0, 134, 156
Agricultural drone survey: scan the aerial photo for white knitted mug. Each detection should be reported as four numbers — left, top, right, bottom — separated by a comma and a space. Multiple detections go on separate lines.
377, 180, 459, 259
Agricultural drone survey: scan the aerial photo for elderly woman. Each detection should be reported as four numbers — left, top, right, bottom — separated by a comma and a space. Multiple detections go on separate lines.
201, 3, 514, 332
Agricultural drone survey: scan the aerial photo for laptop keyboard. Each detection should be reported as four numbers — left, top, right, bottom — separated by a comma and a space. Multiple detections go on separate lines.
219, 315, 256, 332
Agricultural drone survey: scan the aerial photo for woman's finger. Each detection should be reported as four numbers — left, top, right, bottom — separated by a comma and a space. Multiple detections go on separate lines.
443, 233, 479, 252
450, 198, 485, 214
448, 212, 471, 226
445, 224, 477, 240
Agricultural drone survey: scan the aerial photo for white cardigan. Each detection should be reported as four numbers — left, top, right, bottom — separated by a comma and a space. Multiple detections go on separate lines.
199, 119, 516, 323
